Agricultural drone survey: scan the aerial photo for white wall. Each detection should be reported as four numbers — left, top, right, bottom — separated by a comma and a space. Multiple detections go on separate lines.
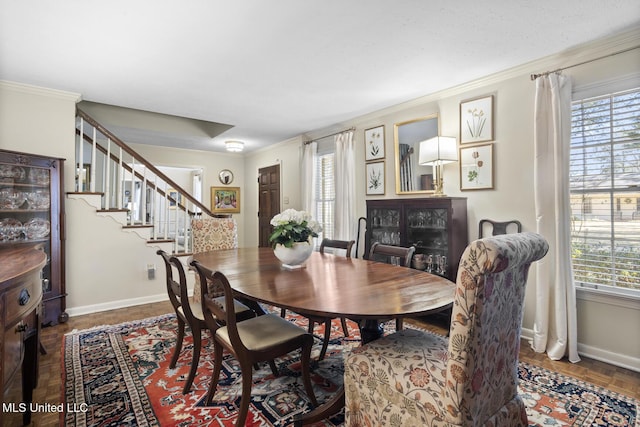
243, 35, 640, 369
243, 136, 303, 248
2, 29, 638, 369
128, 143, 247, 244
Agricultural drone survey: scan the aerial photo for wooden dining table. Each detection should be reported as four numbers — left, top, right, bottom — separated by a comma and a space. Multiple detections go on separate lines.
190, 246, 456, 425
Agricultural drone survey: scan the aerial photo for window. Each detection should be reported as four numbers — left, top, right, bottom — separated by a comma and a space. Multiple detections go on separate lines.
314, 151, 335, 243
570, 87, 640, 296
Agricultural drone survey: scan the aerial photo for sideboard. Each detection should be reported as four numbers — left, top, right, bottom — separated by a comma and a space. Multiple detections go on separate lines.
1, 245, 45, 427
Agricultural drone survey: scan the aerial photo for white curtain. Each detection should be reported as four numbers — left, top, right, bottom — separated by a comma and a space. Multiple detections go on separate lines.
301, 141, 317, 215
335, 131, 355, 241
533, 73, 580, 363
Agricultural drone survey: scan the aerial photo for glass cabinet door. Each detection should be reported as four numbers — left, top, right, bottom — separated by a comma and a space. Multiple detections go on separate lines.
406, 207, 448, 275
368, 207, 401, 245
0, 163, 53, 291
0, 149, 66, 326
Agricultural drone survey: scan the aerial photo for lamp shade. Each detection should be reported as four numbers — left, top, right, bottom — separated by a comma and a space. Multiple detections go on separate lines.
225, 140, 244, 152
418, 136, 457, 165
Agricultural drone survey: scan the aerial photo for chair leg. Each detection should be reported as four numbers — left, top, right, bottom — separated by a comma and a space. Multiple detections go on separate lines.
280, 308, 286, 318
183, 324, 201, 394
340, 317, 349, 337
307, 319, 315, 333
205, 343, 224, 405
396, 318, 403, 331
318, 319, 331, 361
268, 360, 279, 376
236, 361, 254, 427
170, 318, 185, 369
300, 335, 318, 407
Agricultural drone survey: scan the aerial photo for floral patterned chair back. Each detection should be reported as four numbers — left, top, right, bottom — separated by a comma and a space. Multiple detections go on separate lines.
444, 231, 548, 424
191, 217, 238, 302
192, 217, 238, 253
345, 232, 549, 426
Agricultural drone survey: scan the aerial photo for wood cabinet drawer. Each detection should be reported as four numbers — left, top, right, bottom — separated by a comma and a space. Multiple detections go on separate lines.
3, 272, 42, 325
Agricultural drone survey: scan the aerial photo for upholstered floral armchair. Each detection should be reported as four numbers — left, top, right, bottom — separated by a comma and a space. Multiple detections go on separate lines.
345, 232, 549, 426
191, 217, 238, 302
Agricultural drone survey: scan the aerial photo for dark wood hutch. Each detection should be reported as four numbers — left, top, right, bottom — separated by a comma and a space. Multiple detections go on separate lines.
0, 149, 67, 326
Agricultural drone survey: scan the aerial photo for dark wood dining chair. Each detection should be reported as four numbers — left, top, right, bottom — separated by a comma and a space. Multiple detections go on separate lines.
157, 250, 254, 394
368, 242, 416, 331
368, 242, 415, 267
190, 261, 318, 426
309, 238, 355, 360
478, 219, 522, 238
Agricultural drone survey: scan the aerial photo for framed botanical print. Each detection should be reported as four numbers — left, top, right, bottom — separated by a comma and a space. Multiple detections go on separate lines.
364, 125, 385, 161
460, 95, 494, 144
366, 161, 385, 195
459, 144, 494, 190
211, 186, 240, 213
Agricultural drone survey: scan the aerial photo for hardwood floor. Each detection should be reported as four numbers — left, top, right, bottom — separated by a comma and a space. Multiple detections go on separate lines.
24, 302, 639, 427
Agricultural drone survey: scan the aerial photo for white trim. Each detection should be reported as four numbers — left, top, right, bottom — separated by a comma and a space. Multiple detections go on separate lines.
572, 72, 640, 100
345, 28, 640, 126
0, 80, 81, 101
521, 327, 640, 372
576, 342, 640, 373
577, 287, 640, 310
66, 292, 171, 318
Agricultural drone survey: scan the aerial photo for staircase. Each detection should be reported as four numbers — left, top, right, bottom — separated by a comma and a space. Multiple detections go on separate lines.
69, 108, 220, 255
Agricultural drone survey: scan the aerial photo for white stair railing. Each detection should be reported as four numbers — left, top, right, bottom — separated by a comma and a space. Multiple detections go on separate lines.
74, 109, 218, 254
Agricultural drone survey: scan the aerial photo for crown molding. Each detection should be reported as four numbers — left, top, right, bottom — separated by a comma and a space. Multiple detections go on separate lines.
0, 80, 81, 101
346, 27, 640, 123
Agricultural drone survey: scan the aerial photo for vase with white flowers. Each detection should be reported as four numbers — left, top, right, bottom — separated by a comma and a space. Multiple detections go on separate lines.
269, 209, 322, 269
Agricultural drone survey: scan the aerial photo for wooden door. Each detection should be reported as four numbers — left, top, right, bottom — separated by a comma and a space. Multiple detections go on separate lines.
258, 164, 281, 247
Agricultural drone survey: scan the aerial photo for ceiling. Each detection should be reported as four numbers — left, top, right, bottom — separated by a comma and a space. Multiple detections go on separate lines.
1, 1, 638, 153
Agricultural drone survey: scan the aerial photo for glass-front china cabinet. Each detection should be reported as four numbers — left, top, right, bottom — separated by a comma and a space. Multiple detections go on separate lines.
0, 149, 67, 325
365, 197, 468, 281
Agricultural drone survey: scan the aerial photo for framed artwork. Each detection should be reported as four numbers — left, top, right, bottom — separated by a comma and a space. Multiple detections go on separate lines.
364, 125, 385, 161
460, 95, 494, 144
460, 144, 494, 190
366, 161, 385, 195
167, 188, 183, 209
211, 186, 240, 213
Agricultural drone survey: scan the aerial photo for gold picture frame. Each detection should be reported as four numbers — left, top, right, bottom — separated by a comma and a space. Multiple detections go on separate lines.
460, 95, 494, 144
364, 125, 385, 161
459, 143, 494, 190
366, 161, 385, 195
211, 186, 240, 213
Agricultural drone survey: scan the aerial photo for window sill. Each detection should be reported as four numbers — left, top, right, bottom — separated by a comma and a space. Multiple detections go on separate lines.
576, 286, 640, 310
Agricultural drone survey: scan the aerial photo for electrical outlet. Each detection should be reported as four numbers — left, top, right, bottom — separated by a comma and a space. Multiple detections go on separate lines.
147, 264, 156, 280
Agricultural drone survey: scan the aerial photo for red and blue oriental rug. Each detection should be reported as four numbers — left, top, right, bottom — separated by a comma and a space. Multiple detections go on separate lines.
62, 312, 638, 426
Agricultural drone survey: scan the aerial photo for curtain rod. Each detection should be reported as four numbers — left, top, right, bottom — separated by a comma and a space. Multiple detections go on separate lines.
304, 127, 356, 145
530, 45, 640, 81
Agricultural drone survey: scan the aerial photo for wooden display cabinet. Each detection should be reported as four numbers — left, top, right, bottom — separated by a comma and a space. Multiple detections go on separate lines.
365, 197, 468, 281
0, 149, 67, 326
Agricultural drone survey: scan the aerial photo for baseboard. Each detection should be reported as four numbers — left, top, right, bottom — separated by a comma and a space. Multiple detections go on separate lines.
66, 293, 171, 318
521, 327, 640, 373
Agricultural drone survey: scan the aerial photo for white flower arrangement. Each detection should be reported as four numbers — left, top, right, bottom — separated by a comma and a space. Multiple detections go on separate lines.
269, 209, 322, 248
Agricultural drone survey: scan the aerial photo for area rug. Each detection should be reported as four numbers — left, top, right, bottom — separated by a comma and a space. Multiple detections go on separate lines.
63, 312, 639, 426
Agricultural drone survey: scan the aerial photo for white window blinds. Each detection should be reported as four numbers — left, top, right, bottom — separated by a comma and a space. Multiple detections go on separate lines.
314, 144, 335, 242
569, 87, 640, 295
